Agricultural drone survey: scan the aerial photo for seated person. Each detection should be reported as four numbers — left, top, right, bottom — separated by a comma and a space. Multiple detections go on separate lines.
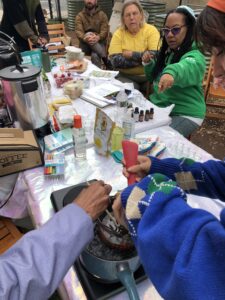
108, 0, 160, 93
142, 5, 206, 138
75, 0, 111, 69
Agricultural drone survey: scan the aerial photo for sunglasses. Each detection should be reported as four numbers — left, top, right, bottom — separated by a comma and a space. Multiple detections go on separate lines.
161, 25, 186, 37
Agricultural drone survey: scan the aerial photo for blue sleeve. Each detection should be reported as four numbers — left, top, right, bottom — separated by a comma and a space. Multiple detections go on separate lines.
149, 156, 225, 201
121, 174, 225, 300
0, 204, 93, 299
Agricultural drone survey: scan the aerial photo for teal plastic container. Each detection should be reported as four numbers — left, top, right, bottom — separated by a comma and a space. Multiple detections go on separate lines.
20, 49, 42, 67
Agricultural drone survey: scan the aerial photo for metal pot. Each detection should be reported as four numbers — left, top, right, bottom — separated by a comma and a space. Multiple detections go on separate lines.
0, 64, 51, 137
80, 209, 141, 300
80, 248, 141, 300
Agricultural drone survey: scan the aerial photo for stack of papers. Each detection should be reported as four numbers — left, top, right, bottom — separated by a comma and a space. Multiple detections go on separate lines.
89, 70, 119, 79
81, 83, 121, 108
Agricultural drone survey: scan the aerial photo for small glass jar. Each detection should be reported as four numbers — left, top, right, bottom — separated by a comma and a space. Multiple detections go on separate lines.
139, 110, 144, 122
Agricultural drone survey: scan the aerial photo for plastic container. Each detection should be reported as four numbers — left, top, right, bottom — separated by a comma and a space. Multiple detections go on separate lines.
115, 90, 128, 125
41, 48, 51, 72
44, 153, 65, 176
122, 111, 135, 140
111, 126, 124, 151
21, 49, 42, 67
72, 115, 86, 159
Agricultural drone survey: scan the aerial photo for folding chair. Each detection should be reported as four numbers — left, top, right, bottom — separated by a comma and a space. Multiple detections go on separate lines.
204, 57, 225, 119
0, 217, 23, 254
29, 22, 68, 57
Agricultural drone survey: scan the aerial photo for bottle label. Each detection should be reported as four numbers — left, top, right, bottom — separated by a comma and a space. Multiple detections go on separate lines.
122, 120, 134, 140
73, 128, 86, 158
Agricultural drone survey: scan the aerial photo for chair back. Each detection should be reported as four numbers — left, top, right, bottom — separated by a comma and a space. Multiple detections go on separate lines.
204, 56, 225, 119
29, 22, 68, 57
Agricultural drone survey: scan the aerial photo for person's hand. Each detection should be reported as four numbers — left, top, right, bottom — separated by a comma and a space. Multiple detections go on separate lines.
73, 180, 112, 221
122, 50, 133, 59
84, 33, 99, 45
112, 193, 128, 229
142, 51, 154, 64
90, 34, 100, 44
123, 155, 151, 182
158, 74, 174, 93
83, 32, 94, 43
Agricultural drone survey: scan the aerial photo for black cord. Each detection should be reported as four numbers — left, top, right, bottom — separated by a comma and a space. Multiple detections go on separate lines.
0, 182, 16, 209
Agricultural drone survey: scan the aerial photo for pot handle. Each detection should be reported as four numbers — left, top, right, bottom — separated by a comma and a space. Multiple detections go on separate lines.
116, 262, 140, 300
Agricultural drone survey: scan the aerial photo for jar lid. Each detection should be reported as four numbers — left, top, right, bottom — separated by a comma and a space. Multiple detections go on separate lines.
73, 115, 82, 128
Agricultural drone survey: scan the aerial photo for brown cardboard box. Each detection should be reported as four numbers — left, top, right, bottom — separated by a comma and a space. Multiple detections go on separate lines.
0, 129, 44, 176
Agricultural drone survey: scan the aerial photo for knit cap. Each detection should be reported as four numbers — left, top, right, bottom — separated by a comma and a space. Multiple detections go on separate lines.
207, 0, 225, 12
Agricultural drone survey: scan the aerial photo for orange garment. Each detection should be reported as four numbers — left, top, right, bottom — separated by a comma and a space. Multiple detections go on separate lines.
207, 0, 225, 12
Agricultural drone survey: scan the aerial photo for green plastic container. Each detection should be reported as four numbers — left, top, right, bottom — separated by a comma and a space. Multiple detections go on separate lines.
21, 49, 42, 67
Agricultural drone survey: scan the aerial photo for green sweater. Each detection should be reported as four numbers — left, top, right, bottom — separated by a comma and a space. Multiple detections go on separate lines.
144, 45, 206, 118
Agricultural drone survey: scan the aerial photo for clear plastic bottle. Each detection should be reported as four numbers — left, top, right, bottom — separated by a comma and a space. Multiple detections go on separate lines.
122, 110, 135, 140
72, 115, 86, 159
115, 90, 128, 125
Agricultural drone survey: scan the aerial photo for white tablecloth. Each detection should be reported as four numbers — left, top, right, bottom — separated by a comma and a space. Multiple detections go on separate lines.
1, 60, 224, 300
10, 125, 224, 300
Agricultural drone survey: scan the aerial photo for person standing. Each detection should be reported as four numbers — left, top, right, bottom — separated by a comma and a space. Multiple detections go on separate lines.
0, 0, 49, 52
75, 0, 111, 69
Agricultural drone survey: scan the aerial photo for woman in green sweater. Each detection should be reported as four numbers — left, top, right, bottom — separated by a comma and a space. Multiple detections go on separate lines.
143, 6, 206, 138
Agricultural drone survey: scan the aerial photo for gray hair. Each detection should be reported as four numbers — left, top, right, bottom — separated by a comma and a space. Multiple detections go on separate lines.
121, 0, 145, 30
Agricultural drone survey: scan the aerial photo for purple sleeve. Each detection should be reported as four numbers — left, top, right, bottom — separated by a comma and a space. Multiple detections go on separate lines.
0, 203, 93, 299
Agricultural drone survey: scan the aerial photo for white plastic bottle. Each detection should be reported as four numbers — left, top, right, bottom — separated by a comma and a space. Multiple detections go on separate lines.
115, 90, 128, 125
72, 115, 86, 159
122, 109, 135, 140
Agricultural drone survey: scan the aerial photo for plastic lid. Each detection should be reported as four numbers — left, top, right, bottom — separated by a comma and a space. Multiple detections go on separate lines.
73, 115, 82, 128
0, 65, 41, 81
42, 48, 48, 53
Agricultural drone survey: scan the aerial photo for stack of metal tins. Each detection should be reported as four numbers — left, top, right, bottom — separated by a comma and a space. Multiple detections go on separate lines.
67, 0, 113, 31
67, 0, 83, 30
140, 1, 166, 25
154, 13, 167, 30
